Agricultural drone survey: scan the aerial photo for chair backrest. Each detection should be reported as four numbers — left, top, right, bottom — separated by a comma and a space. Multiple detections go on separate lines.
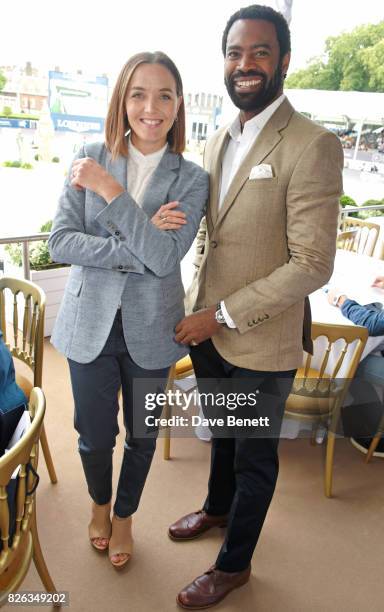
297, 322, 368, 400
0, 277, 45, 387
339, 217, 380, 257
0, 388, 45, 573
337, 229, 359, 252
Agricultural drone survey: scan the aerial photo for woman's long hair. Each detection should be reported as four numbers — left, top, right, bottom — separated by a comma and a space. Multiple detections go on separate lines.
105, 51, 186, 159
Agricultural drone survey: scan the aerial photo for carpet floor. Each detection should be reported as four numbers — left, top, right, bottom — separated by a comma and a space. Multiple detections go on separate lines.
5, 340, 383, 612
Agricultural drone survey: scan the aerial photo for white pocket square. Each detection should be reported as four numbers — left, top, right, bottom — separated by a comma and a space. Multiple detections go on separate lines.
249, 164, 274, 180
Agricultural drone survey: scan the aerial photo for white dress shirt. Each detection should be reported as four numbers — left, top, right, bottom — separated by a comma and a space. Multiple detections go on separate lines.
127, 137, 168, 206
219, 94, 286, 327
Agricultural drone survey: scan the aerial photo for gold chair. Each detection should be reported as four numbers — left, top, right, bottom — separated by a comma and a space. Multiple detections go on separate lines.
337, 229, 359, 251
285, 322, 368, 497
365, 413, 384, 463
163, 355, 195, 460
339, 217, 380, 256
0, 277, 57, 484
0, 388, 58, 604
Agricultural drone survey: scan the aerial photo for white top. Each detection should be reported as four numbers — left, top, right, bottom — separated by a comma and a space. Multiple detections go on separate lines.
219, 94, 286, 328
127, 136, 168, 205
218, 94, 285, 210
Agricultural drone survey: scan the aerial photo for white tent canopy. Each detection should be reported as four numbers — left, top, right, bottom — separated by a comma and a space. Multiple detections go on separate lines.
285, 88, 384, 126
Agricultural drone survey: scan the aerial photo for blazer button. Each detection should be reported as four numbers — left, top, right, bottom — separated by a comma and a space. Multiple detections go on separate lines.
115, 230, 120, 236
253, 319, 258, 324
118, 265, 123, 270
211, 240, 218, 248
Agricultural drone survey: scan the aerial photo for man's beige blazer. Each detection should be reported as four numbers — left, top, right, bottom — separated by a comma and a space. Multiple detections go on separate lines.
187, 97, 344, 371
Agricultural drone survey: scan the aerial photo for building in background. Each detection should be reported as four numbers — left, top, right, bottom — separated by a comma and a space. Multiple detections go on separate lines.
0, 62, 47, 113
0, 63, 109, 165
184, 91, 223, 146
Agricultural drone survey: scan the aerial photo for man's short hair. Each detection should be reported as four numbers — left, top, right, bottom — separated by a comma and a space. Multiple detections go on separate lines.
222, 4, 291, 60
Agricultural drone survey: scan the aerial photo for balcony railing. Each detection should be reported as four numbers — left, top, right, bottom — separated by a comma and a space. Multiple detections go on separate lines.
1, 204, 384, 279
0, 232, 49, 280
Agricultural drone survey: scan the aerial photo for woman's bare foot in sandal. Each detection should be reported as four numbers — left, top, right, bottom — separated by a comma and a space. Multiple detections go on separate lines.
109, 514, 133, 568
88, 501, 112, 552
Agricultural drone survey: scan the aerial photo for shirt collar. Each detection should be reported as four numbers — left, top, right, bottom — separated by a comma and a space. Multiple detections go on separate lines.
228, 94, 286, 142
128, 135, 168, 167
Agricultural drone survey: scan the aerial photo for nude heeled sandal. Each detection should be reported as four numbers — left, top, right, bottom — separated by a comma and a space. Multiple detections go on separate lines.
88, 501, 112, 552
109, 514, 133, 569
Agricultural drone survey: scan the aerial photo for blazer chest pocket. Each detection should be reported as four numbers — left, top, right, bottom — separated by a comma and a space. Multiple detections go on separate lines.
66, 278, 83, 297
245, 177, 279, 190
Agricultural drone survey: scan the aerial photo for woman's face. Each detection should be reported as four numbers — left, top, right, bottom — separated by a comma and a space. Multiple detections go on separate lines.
125, 63, 181, 154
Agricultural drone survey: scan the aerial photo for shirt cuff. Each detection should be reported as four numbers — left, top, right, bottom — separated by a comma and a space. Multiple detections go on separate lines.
221, 300, 236, 328
340, 298, 357, 315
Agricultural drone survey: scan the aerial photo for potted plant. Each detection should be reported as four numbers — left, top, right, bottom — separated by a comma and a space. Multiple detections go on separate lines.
4, 221, 70, 336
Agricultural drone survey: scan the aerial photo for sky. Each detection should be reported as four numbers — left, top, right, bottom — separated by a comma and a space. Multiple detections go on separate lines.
1, 0, 383, 94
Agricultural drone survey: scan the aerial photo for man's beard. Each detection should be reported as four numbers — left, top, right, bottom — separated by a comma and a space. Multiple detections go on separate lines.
224, 61, 284, 112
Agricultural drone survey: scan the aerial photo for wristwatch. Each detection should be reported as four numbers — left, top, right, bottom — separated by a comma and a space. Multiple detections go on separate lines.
215, 303, 227, 325
332, 293, 342, 307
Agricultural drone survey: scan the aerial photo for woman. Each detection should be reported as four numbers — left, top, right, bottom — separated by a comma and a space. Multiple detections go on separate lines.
48, 52, 208, 568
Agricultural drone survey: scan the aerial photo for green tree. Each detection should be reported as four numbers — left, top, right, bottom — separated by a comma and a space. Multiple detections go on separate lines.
286, 21, 384, 92
360, 39, 384, 91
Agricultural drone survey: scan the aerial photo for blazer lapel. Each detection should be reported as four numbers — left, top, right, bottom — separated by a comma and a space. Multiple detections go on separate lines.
206, 129, 230, 227
105, 148, 127, 189
215, 98, 295, 228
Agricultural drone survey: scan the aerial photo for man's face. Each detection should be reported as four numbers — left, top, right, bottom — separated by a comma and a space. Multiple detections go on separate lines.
224, 19, 290, 117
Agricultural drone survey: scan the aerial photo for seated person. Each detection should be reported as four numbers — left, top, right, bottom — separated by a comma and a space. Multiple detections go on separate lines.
328, 276, 384, 457
0, 330, 27, 454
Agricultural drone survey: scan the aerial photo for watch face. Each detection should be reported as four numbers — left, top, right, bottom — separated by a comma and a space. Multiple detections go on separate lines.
215, 309, 226, 324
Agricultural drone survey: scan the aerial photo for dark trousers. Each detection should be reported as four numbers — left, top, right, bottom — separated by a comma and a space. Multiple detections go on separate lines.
190, 339, 295, 572
68, 310, 169, 518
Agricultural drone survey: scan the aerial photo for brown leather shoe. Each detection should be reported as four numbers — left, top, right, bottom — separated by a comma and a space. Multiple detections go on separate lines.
168, 510, 228, 541
177, 565, 251, 609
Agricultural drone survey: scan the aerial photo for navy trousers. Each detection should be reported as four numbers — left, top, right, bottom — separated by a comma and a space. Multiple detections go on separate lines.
190, 339, 295, 572
68, 310, 169, 518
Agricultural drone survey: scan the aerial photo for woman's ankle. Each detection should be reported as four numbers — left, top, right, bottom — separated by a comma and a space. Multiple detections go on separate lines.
113, 513, 132, 521
93, 500, 111, 508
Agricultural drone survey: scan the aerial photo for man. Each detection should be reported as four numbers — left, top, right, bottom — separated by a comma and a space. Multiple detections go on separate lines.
328, 280, 384, 458
0, 330, 27, 454
170, 4, 343, 609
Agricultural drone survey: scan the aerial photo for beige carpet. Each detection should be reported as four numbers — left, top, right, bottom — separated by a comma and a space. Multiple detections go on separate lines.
4, 340, 384, 612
